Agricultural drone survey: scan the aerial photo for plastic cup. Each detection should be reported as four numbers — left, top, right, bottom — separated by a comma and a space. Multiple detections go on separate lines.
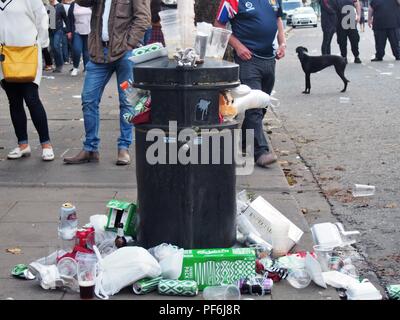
203, 285, 241, 300
195, 33, 208, 61
286, 269, 312, 289
159, 9, 179, 23
271, 220, 290, 258
313, 244, 334, 272
206, 27, 232, 59
77, 259, 96, 299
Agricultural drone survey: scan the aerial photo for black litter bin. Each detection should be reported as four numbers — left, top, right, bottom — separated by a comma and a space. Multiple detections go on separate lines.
133, 57, 240, 249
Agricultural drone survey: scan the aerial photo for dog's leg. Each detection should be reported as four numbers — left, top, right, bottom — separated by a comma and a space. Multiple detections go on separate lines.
334, 64, 350, 92
302, 73, 311, 94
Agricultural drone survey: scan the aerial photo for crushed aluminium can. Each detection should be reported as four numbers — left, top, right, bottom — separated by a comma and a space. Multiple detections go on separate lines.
386, 285, 400, 300
58, 203, 78, 240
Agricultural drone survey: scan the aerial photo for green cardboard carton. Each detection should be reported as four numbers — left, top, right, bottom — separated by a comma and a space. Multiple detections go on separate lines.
179, 248, 256, 290
105, 200, 137, 237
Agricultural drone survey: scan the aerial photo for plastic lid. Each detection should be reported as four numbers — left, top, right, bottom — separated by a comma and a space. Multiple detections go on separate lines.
120, 81, 129, 90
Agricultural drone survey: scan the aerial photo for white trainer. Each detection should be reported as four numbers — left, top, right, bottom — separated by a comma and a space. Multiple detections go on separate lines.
70, 68, 79, 77
42, 147, 55, 161
7, 145, 31, 159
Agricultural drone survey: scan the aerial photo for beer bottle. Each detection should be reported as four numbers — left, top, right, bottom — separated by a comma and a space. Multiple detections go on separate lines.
115, 223, 127, 248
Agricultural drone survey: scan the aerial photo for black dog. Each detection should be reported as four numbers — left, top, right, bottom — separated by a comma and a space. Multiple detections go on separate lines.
296, 46, 349, 94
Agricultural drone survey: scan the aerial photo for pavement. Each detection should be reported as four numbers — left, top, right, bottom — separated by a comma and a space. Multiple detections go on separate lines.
0, 26, 360, 301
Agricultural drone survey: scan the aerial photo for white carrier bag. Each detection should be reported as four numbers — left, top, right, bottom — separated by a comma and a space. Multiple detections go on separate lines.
93, 246, 162, 299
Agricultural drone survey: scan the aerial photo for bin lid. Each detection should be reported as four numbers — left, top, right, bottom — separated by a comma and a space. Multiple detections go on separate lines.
133, 57, 240, 89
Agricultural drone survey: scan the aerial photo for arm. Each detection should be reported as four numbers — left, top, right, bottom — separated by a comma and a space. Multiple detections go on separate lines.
322, 0, 336, 15
126, 0, 152, 50
354, 0, 361, 23
60, 5, 70, 33
368, 5, 373, 28
75, 0, 95, 7
67, 3, 74, 40
214, 20, 252, 61
275, 18, 286, 60
32, 0, 50, 48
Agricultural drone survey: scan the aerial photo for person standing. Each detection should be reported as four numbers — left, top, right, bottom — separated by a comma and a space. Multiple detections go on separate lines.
67, 1, 92, 76
144, 0, 165, 46
368, 0, 400, 61
63, 0, 151, 165
215, 0, 286, 168
320, 0, 337, 55
359, 4, 366, 32
49, 0, 70, 72
62, 0, 74, 65
332, 0, 362, 64
0, 0, 55, 161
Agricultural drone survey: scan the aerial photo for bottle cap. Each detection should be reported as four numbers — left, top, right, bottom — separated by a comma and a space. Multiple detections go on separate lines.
120, 81, 129, 90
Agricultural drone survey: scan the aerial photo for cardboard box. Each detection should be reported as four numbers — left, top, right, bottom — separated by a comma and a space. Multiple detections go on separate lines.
243, 196, 304, 252
179, 248, 256, 290
105, 200, 137, 237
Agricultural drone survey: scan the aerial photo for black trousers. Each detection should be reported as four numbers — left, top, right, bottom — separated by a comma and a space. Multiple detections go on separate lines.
1, 81, 50, 144
374, 28, 400, 59
336, 27, 360, 58
235, 55, 276, 161
42, 47, 53, 66
321, 29, 335, 55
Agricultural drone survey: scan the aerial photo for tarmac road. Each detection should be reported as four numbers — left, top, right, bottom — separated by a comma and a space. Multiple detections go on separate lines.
273, 24, 400, 287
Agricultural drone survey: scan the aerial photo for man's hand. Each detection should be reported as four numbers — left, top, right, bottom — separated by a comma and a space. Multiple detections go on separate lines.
368, 19, 372, 28
67, 32, 72, 40
235, 42, 252, 61
276, 44, 286, 60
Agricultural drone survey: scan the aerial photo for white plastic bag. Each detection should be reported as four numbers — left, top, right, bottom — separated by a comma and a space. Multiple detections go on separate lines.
148, 243, 184, 280
232, 90, 271, 114
305, 252, 327, 288
93, 246, 161, 299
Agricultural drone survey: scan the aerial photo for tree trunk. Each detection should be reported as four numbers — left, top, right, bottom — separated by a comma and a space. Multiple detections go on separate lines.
194, 0, 221, 23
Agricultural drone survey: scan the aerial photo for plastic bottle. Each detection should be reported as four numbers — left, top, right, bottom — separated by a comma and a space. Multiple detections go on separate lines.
120, 80, 140, 107
115, 223, 127, 249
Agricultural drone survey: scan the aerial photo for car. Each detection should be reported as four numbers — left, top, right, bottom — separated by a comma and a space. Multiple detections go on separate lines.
282, 0, 304, 25
291, 7, 318, 28
161, 0, 177, 9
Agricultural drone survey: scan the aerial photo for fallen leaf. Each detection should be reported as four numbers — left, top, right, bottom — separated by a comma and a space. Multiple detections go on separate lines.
301, 208, 308, 214
384, 203, 397, 209
334, 166, 346, 171
6, 248, 22, 255
279, 150, 290, 156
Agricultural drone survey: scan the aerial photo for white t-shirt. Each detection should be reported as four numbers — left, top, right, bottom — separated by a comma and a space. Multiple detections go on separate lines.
102, 0, 112, 42
74, 3, 92, 35
0, 0, 49, 85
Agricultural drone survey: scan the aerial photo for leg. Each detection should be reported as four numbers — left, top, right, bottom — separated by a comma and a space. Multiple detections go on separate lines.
348, 28, 360, 58
235, 56, 269, 161
81, 59, 114, 152
62, 31, 69, 63
387, 28, 400, 59
374, 29, 387, 59
42, 47, 53, 67
21, 83, 51, 144
1, 81, 29, 144
336, 27, 348, 58
72, 33, 83, 69
52, 29, 64, 68
321, 30, 334, 55
334, 63, 349, 92
115, 51, 134, 151
81, 35, 90, 69
303, 73, 311, 94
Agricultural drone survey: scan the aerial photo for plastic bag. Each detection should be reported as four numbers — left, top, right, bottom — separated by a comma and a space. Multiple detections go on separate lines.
148, 243, 184, 280
93, 246, 161, 300
305, 252, 327, 288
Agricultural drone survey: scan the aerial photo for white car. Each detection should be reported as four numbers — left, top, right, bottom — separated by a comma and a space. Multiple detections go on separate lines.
291, 7, 318, 28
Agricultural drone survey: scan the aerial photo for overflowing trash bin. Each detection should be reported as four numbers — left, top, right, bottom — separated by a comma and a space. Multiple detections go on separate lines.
133, 57, 241, 249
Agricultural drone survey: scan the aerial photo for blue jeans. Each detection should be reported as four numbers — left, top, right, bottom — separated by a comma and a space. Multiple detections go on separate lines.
81, 48, 134, 152
72, 33, 90, 69
62, 31, 69, 62
51, 29, 64, 67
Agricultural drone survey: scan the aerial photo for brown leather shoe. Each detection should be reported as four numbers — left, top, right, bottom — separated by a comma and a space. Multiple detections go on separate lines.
63, 150, 99, 164
256, 152, 278, 168
116, 149, 130, 166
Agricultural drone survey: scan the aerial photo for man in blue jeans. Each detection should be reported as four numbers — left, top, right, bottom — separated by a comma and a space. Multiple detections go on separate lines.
64, 0, 151, 165
215, 0, 286, 168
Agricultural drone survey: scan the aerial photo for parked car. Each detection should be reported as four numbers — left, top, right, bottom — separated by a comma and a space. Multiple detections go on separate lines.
282, 0, 304, 25
161, 0, 177, 9
291, 7, 318, 28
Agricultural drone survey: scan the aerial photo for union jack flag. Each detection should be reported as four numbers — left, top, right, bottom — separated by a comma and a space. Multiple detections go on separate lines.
216, 0, 239, 24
